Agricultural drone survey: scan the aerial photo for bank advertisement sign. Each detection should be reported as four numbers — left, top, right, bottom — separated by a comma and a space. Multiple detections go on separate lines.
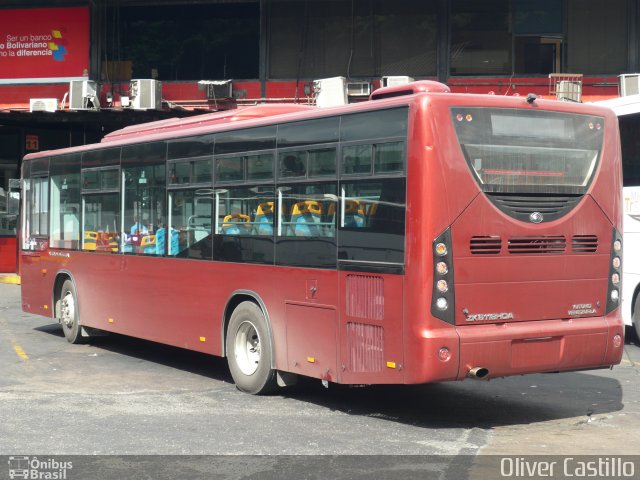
0, 7, 89, 84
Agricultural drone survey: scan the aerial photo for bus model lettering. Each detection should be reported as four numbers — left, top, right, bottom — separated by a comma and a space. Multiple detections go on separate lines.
20, 81, 624, 394
465, 313, 514, 322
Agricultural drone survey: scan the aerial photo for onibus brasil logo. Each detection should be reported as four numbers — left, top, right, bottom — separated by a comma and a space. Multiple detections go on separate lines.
8, 456, 73, 479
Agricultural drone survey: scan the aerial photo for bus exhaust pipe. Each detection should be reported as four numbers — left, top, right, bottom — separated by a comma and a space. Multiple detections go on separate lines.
468, 367, 489, 380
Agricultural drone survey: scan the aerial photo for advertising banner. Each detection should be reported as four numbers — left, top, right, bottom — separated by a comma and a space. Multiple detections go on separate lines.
0, 7, 90, 84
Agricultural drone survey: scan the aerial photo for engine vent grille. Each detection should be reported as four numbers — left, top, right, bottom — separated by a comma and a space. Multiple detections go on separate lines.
487, 194, 582, 223
508, 236, 566, 254
347, 322, 384, 373
346, 274, 384, 320
470, 236, 502, 254
572, 235, 598, 253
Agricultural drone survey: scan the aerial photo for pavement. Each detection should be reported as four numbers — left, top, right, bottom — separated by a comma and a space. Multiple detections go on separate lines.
0, 281, 639, 479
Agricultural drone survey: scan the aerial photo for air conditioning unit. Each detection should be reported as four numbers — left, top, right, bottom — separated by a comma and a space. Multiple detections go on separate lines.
130, 79, 162, 110
313, 76, 348, 107
556, 81, 582, 102
69, 80, 99, 110
29, 98, 58, 112
619, 74, 640, 96
381, 76, 414, 87
198, 80, 233, 99
346, 82, 371, 97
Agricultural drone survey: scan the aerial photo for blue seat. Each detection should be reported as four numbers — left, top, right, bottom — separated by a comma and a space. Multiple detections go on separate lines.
157, 227, 181, 255
291, 201, 322, 237
254, 202, 274, 236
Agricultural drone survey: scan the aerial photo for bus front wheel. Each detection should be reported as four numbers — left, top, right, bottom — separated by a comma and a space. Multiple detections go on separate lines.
226, 301, 277, 394
59, 279, 84, 344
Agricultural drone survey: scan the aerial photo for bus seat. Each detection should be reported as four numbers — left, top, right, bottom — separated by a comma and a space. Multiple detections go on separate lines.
291, 200, 322, 237
141, 234, 157, 254
326, 200, 364, 230
170, 228, 180, 255
83, 231, 97, 251
222, 214, 251, 235
344, 200, 365, 228
365, 202, 378, 217
155, 228, 166, 255
255, 201, 274, 235
95, 232, 118, 252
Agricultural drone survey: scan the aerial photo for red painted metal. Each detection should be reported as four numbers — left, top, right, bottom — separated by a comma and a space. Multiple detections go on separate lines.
0, 77, 620, 112
20, 88, 624, 387
0, 237, 17, 273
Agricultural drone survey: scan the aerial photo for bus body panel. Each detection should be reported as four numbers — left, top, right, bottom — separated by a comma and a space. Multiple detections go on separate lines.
28, 250, 410, 384
21, 251, 52, 316
455, 313, 623, 379
451, 195, 613, 325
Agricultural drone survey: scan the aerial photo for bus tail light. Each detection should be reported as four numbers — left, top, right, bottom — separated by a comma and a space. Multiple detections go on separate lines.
438, 347, 451, 362
613, 334, 622, 349
431, 227, 455, 324
606, 229, 622, 314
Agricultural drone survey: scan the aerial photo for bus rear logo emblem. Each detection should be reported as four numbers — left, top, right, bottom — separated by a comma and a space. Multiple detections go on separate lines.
529, 212, 543, 223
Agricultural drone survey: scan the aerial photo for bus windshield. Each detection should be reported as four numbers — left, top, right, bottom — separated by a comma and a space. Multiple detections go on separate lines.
452, 107, 604, 194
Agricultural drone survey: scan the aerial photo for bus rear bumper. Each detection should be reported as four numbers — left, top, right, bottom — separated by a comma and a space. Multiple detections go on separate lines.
454, 314, 624, 380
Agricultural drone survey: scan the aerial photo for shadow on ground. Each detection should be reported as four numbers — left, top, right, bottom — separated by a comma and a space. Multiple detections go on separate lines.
34, 322, 624, 431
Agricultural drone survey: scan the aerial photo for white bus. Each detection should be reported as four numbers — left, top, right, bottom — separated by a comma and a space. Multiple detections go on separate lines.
596, 94, 640, 340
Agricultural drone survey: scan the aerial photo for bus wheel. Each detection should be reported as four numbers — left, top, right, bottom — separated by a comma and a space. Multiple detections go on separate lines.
59, 279, 84, 344
634, 295, 640, 342
226, 301, 277, 394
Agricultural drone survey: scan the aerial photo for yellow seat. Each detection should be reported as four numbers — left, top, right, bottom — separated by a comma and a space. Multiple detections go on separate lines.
256, 202, 274, 216
141, 235, 156, 248
291, 200, 322, 216
83, 231, 97, 251
327, 200, 365, 217
222, 214, 251, 234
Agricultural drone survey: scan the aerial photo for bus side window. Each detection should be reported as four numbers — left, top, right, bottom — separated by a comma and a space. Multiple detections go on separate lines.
338, 178, 406, 265
169, 189, 213, 259
275, 182, 337, 268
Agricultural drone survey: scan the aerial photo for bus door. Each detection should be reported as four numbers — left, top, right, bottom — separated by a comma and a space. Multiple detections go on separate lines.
21, 174, 52, 315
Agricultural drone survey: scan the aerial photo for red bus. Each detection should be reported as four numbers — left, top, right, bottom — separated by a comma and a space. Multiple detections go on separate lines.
20, 81, 624, 394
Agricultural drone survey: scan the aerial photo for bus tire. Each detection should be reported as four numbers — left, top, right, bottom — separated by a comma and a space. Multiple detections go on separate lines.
226, 301, 277, 394
634, 294, 640, 342
59, 279, 84, 344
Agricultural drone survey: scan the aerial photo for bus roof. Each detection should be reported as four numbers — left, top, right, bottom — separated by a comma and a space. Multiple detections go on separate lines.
23, 86, 616, 161
101, 103, 315, 143
592, 94, 640, 116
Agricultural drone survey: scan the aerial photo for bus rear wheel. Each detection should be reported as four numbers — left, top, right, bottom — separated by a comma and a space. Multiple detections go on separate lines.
634, 294, 640, 342
226, 301, 277, 394
59, 279, 84, 344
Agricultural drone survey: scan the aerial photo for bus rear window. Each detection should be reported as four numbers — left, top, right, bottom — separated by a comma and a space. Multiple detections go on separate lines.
451, 107, 604, 194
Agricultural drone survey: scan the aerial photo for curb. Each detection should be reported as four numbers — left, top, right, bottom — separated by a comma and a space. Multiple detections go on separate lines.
0, 275, 21, 285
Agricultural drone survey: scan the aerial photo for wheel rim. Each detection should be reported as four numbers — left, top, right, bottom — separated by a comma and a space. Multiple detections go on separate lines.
60, 290, 75, 329
234, 320, 261, 376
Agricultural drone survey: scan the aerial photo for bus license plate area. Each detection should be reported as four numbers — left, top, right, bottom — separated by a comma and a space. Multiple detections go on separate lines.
511, 336, 561, 369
